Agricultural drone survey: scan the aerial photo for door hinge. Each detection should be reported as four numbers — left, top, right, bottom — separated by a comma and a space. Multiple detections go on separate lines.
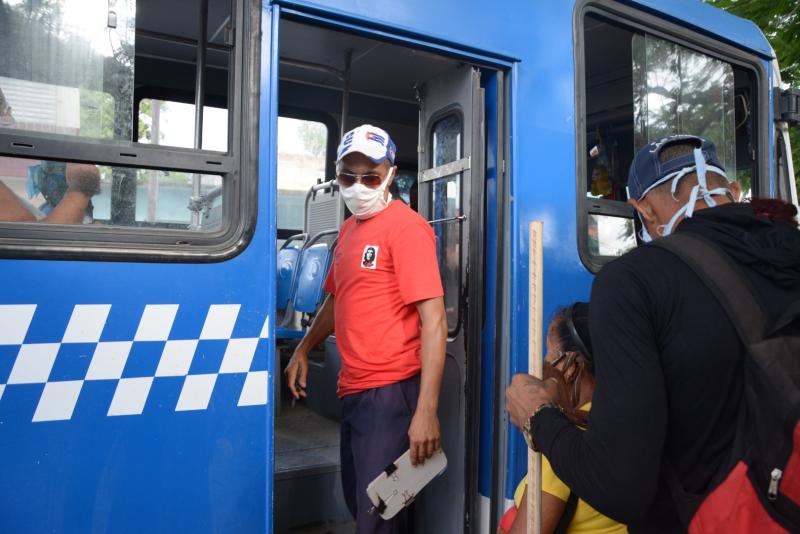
776, 87, 800, 126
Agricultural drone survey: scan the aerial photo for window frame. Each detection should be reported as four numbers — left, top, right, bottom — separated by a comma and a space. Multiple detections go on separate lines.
0, 0, 261, 263
275, 106, 336, 240
426, 107, 465, 337
574, 0, 769, 273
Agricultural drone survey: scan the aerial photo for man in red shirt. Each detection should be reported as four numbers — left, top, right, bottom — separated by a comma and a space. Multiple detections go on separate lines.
285, 124, 447, 533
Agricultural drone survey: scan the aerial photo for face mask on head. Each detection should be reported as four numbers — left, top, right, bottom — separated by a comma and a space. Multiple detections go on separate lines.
655, 148, 731, 237
339, 167, 394, 218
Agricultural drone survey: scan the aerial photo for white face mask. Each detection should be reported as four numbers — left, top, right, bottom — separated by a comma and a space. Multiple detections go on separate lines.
339, 167, 394, 219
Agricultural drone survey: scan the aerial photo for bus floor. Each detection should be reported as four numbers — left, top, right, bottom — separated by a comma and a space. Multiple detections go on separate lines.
274, 401, 353, 532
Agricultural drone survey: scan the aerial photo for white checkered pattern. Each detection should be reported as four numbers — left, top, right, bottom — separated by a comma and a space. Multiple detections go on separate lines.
0, 304, 270, 422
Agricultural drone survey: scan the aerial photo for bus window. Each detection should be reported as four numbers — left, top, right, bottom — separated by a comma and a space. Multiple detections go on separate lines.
579, 12, 759, 270
0, 0, 256, 257
277, 117, 329, 234
0, 1, 134, 141
138, 99, 229, 152
632, 34, 736, 172
430, 113, 462, 332
0, 156, 223, 230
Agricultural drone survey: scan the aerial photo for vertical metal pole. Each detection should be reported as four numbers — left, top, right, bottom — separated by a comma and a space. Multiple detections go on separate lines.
191, 0, 208, 228
340, 49, 352, 137
147, 99, 161, 223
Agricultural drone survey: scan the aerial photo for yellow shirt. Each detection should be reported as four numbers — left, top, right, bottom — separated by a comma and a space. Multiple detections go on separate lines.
513, 403, 627, 534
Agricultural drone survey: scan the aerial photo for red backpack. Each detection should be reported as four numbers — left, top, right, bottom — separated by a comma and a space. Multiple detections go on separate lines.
655, 233, 800, 533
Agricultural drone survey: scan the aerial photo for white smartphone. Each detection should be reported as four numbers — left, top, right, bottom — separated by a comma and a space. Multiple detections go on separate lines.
365, 448, 448, 520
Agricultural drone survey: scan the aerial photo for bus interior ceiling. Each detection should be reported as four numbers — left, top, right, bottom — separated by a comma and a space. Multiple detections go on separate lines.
134, 0, 233, 115
274, 19, 477, 533
279, 19, 461, 166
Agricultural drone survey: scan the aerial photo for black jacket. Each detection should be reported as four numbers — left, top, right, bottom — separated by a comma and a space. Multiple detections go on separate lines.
532, 203, 800, 532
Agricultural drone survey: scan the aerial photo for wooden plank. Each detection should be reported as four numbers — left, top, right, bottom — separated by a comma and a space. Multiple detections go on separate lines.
527, 221, 544, 534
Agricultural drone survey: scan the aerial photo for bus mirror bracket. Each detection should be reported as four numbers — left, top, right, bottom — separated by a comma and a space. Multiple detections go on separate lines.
776, 87, 800, 126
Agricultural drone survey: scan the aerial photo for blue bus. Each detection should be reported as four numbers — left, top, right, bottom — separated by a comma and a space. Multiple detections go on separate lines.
0, 0, 796, 532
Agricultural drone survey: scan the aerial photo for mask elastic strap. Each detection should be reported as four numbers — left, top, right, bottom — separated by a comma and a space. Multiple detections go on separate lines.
636, 211, 653, 243
657, 150, 731, 236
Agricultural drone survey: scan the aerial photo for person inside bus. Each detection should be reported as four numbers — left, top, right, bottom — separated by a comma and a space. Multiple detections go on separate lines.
499, 303, 626, 534
0, 161, 100, 224
284, 124, 447, 533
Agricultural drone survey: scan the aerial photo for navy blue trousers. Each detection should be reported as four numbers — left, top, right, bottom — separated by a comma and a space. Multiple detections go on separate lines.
340, 374, 420, 534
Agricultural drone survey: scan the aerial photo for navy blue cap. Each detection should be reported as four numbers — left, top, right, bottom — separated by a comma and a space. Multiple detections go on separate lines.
627, 135, 726, 200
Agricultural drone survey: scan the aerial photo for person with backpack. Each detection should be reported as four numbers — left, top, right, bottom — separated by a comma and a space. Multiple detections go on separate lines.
499, 303, 626, 534
506, 134, 800, 532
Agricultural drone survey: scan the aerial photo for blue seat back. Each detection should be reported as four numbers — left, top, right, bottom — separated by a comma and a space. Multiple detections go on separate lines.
293, 243, 332, 314
277, 245, 302, 311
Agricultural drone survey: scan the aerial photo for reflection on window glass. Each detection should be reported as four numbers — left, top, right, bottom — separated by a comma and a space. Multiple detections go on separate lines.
588, 214, 637, 257
0, 0, 135, 140
392, 172, 417, 207
277, 117, 328, 231
0, 156, 222, 231
138, 99, 229, 152
430, 114, 462, 331
433, 114, 462, 166
632, 34, 736, 172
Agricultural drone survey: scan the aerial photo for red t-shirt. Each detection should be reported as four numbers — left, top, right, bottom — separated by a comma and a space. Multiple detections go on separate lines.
323, 200, 443, 397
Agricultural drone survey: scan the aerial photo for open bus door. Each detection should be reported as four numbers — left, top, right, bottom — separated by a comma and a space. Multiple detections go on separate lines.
416, 65, 484, 533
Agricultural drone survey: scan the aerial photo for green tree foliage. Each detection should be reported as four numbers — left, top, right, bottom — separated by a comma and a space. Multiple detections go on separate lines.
79, 89, 115, 139
298, 120, 328, 157
707, 0, 800, 190
138, 99, 153, 142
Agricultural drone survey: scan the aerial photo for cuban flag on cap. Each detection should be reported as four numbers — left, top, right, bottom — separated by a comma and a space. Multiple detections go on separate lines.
336, 124, 396, 164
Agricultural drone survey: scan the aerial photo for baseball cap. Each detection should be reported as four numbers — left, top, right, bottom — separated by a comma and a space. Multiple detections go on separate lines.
336, 124, 397, 165
627, 134, 726, 200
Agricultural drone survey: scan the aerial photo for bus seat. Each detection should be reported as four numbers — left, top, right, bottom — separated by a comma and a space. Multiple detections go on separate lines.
293, 243, 331, 314
276, 230, 337, 341
277, 233, 307, 314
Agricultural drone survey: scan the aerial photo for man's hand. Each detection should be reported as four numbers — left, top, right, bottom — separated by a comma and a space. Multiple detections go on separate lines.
284, 347, 309, 399
408, 407, 440, 466
66, 163, 101, 197
506, 373, 559, 430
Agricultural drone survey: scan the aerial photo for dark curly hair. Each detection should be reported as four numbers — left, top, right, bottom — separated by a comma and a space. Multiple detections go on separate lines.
550, 302, 593, 371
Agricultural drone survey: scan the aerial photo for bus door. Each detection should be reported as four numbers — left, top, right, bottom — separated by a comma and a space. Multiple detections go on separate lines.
416, 65, 484, 533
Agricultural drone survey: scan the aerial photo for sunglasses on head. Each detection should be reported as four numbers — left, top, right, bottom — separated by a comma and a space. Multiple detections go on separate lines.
336, 171, 385, 189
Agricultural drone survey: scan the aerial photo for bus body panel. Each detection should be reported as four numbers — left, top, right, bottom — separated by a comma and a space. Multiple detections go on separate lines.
274, 0, 773, 60
0, 256, 272, 532
0, 5, 280, 531
0, 0, 784, 532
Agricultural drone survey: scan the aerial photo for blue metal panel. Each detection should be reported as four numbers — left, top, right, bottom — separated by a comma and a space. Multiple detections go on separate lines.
261, 3, 282, 532
0, 266, 271, 533
274, 0, 772, 63
629, 0, 773, 59
478, 71, 498, 499
0, 7, 279, 534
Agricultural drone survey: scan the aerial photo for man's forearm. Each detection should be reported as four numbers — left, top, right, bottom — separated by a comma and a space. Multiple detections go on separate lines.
416, 300, 446, 411
43, 191, 89, 224
0, 181, 37, 222
297, 294, 335, 352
